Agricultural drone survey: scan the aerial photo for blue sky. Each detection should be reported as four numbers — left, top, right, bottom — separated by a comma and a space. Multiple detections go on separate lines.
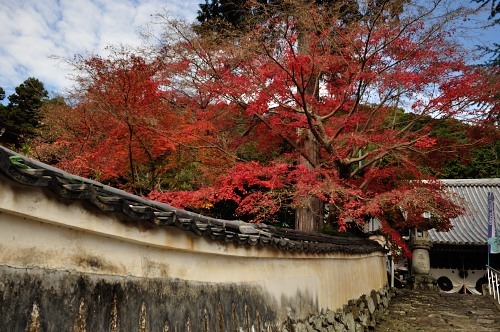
0, 0, 200, 100
0, 0, 498, 102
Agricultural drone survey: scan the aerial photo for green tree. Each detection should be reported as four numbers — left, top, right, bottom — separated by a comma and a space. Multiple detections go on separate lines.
0, 87, 6, 115
439, 140, 500, 178
474, 0, 499, 66
0, 87, 6, 141
196, 0, 402, 34
400, 114, 500, 179
0, 78, 48, 145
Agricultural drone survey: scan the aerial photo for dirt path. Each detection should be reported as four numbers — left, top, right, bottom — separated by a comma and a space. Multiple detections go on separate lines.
375, 289, 500, 332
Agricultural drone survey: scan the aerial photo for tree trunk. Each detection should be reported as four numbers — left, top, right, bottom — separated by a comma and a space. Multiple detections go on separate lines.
295, 130, 324, 232
294, 24, 324, 233
295, 192, 324, 232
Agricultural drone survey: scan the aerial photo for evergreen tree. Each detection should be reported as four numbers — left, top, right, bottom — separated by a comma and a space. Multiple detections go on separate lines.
474, 0, 499, 66
0, 77, 48, 145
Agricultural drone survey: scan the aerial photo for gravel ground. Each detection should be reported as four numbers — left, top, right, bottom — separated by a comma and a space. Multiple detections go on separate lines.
375, 288, 500, 332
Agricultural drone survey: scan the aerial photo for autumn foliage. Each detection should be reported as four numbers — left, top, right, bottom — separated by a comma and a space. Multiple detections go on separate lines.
32, 1, 499, 255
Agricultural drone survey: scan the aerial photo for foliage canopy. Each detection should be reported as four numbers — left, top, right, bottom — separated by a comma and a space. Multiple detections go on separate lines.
30, 0, 499, 256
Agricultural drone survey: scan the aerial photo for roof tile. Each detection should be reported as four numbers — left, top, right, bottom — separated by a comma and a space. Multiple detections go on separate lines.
0, 146, 384, 255
429, 179, 500, 245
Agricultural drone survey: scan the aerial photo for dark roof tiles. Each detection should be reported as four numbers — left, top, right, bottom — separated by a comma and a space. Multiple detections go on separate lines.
0, 146, 382, 255
429, 179, 500, 245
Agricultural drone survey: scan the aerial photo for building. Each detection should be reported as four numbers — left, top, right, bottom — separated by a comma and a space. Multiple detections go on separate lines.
429, 179, 500, 294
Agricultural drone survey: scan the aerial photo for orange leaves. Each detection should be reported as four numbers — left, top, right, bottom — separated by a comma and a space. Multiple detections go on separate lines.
414, 136, 437, 149
37, 49, 188, 191
34, 4, 499, 239
145, 8, 492, 232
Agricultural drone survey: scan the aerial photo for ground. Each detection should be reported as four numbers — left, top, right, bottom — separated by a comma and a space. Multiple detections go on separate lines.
375, 288, 500, 331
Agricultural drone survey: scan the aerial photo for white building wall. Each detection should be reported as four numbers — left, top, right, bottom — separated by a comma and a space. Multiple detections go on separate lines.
0, 179, 387, 316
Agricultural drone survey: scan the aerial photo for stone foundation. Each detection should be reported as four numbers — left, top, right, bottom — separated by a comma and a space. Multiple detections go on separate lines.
408, 274, 439, 291
282, 287, 391, 332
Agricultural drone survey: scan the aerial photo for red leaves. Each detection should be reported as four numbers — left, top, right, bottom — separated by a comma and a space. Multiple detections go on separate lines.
381, 220, 413, 258
414, 136, 437, 149
168, 17, 468, 257
150, 162, 292, 223
33, 5, 498, 250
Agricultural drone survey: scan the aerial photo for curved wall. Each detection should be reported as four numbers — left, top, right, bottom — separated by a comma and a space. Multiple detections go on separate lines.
0, 178, 387, 330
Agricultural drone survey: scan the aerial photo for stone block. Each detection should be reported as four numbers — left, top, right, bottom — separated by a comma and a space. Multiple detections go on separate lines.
326, 310, 336, 324
335, 308, 345, 323
371, 289, 381, 304
294, 322, 306, 332
354, 322, 364, 332
382, 296, 389, 308
358, 309, 369, 327
305, 321, 315, 332
310, 316, 323, 330
333, 320, 347, 332
350, 304, 360, 320
366, 296, 376, 315
344, 312, 355, 331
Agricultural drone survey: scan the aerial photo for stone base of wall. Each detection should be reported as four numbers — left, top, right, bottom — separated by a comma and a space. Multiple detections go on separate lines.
282, 287, 391, 332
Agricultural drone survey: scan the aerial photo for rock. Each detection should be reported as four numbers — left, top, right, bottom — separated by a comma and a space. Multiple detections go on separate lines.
371, 290, 381, 305
354, 322, 364, 332
310, 316, 323, 330
332, 320, 347, 332
294, 322, 306, 332
335, 309, 345, 323
350, 304, 360, 320
326, 310, 336, 324
382, 296, 389, 308
305, 321, 315, 332
366, 296, 376, 315
358, 309, 369, 327
344, 312, 355, 331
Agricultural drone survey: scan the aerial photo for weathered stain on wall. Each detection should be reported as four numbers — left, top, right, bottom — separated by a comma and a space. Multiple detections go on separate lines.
0, 265, 281, 332
0, 265, 393, 332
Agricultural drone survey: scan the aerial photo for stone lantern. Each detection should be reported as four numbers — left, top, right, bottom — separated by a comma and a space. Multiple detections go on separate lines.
409, 227, 437, 290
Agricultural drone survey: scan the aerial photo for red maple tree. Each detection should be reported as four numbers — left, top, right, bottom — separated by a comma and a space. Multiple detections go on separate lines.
147, 1, 497, 253
32, 2, 498, 256
33, 46, 245, 194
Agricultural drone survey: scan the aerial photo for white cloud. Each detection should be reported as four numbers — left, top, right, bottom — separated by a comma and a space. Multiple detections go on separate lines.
2, 0, 496, 104
0, 0, 200, 100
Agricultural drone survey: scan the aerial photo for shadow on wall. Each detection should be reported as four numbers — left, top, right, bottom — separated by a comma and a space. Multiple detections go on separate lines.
0, 267, 320, 332
0, 265, 283, 331
0, 264, 391, 332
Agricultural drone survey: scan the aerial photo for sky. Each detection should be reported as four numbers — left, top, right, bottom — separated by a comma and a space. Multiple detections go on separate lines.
0, 0, 498, 102
0, 0, 200, 100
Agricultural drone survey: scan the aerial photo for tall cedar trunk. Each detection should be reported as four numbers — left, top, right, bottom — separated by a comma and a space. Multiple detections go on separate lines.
295, 23, 324, 232
295, 130, 324, 232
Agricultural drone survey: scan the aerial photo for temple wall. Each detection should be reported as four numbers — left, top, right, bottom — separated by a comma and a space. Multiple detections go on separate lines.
0, 179, 387, 331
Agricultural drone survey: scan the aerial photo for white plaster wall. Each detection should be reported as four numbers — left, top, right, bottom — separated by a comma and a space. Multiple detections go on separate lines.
0, 179, 387, 313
